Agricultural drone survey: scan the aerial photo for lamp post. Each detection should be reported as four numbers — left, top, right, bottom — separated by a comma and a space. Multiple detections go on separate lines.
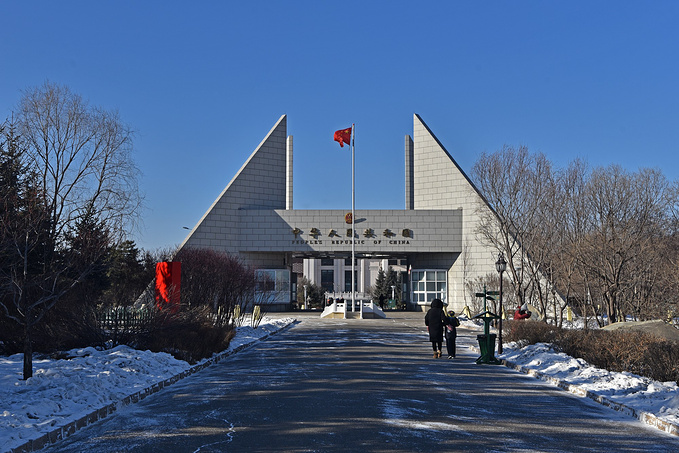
303, 285, 308, 310
495, 252, 507, 354
391, 285, 395, 301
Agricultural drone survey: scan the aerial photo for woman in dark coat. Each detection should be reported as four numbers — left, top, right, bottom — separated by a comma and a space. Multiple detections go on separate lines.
424, 298, 447, 358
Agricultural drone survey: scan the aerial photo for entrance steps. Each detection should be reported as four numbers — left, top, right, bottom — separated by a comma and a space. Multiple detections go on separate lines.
320, 301, 386, 319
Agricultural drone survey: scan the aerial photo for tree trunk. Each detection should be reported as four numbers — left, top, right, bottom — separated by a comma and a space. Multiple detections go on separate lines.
607, 293, 618, 324
23, 323, 33, 380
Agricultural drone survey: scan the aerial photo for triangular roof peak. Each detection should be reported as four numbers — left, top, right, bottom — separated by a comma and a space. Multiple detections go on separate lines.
411, 113, 489, 210
178, 114, 288, 251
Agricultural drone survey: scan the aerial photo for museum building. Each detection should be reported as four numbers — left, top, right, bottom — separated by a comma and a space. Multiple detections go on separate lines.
177, 114, 499, 313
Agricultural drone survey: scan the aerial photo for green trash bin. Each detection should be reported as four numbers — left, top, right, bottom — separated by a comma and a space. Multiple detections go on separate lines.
476, 333, 500, 364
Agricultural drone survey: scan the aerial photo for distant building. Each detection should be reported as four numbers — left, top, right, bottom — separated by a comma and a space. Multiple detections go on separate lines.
300, 257, 408, 303
178, 114, 500, 312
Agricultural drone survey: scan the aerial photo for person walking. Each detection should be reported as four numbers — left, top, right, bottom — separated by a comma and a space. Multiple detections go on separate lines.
445, 310, 460, 359
424, 298, 447, 358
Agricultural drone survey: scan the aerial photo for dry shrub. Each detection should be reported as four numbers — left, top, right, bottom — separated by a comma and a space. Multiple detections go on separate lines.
135, 305, 235, 364
505, 320, 560, 347
174, 247, 255, 320
555, 329, 617, 372
36, 305, 106, 352
641, 339, 679, 383
504, 320, 679, 385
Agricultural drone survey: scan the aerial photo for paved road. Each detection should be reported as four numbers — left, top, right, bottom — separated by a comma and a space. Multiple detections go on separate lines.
47, 312, 679, 452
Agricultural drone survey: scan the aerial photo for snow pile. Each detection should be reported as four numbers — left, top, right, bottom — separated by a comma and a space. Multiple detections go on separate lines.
0, 317, 294, 452
500, 342, 679, 426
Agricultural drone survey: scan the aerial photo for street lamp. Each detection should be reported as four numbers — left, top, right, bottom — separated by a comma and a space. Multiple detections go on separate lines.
495, 252, 507, 354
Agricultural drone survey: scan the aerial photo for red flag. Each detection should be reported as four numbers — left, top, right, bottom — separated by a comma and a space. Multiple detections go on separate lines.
333, 127, 352, 147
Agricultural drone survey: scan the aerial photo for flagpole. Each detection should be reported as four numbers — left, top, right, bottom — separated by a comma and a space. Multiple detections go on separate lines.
351, 123, 356, 317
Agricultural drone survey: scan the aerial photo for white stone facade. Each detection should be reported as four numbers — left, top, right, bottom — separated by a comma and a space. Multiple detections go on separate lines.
178, 114, 500, 312
410, 115, 499, 311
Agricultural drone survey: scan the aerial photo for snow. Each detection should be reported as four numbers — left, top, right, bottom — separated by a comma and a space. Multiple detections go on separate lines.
2, 316, 679, 452
0, 317, 294, 453
458, 316, 679, 433
499, 341, 679, 427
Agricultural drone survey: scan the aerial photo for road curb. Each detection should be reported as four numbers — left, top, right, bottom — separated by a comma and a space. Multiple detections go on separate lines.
463, 339, 679, 437
499, 357, 679, 437
8, 320, 296, 453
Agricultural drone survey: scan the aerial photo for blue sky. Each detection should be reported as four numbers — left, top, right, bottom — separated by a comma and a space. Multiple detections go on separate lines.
1, 1, 677, 251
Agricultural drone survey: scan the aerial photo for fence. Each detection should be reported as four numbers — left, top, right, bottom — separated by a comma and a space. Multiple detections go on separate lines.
96, 307, 153, 333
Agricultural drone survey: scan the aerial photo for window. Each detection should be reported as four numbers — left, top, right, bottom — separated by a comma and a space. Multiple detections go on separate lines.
321, 258, 334, 266
321, 269, 334, 292
255, 269, 291, 303
344, 270, 357, 292
255, 270, 276, 292
411, 269, 447, 304
276, 271, 290, 294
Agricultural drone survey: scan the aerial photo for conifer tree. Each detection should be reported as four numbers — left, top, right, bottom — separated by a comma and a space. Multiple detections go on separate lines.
373, 267, 388, 307
0, 82, 142, 379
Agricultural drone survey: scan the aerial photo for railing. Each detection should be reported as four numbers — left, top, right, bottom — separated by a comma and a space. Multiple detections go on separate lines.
97, 306, 152, 331
324, 292, 370, 301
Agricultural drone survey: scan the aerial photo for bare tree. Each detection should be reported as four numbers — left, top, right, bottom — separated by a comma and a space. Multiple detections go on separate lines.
18, 81, 142, 242
553, 159, 591, 327
579, 166, 674, 323
174, 247, 256, 326
517, 153, 560, 321
472, 145, 679, 326
472, 146, 559, 319
0, 82, 142, 378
